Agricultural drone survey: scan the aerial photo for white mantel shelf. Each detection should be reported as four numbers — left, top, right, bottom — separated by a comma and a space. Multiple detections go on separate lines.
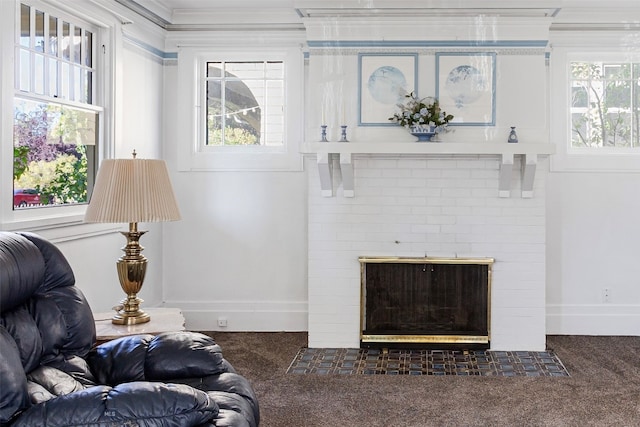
301, 141, 556, 198
301, 141, 555, 155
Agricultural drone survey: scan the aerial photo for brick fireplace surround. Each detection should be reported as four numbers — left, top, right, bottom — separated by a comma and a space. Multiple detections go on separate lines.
306, 154, 548, 351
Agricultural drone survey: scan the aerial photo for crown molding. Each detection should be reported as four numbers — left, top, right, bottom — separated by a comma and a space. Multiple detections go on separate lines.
113, 0, 172, 28
107, 0, 640, 35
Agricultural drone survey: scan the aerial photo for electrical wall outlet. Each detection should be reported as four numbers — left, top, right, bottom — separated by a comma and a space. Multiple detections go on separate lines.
602, 288, 611, 303
217, 317, 228, 327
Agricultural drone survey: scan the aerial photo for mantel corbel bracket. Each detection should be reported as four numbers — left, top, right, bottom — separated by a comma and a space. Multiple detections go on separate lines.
317, 152, 333, 197
316, 152, 354, 197
521, 154, 538, 198
339, 153, 354, 197
499, 153, 539, 198
499, 153, 514, 198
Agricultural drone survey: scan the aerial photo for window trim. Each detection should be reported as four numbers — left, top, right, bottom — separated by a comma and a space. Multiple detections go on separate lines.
176, 46, 304, 172
550, 32, 640, 172
1, 0, 116, 230
12, 1, 101, 214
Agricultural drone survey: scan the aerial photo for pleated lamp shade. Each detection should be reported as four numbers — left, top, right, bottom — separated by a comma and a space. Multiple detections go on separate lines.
84, 158, 181, 223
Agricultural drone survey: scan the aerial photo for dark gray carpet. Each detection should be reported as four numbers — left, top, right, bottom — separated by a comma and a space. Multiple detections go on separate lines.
205, 333, 640, 427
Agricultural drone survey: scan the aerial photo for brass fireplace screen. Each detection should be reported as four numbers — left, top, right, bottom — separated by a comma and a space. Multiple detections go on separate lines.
360, 257, 493, 349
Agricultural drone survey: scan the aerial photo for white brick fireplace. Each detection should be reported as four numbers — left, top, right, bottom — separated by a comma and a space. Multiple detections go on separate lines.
294, 0, 559, 352
306, 151, 550, 351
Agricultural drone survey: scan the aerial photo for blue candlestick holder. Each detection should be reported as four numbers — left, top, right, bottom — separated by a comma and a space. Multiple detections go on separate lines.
320, 125, 328, 142
339, 125, 349, 142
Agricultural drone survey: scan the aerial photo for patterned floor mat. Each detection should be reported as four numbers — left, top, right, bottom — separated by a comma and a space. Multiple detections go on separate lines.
287, 348, 570, 376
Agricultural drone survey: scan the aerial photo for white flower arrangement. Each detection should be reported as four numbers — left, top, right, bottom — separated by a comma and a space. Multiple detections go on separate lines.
388, 92, 454, 133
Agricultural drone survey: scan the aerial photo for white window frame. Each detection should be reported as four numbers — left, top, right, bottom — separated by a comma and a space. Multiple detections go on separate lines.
204, 60, 285, 148
1, 0, 115, 230
550, 31, 640, 172
176, 47, 304, 172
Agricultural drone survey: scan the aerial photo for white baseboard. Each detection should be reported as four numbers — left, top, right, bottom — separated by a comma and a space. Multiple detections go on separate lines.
162, 302, 640, 336
162, 300, 308, 332
546, 304, 640, 335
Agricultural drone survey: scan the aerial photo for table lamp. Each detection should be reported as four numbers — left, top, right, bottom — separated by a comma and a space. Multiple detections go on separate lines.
84, 151, 181, 325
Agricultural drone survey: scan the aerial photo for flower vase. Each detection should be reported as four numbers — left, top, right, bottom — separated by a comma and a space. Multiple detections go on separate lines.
409, 125, 437, 142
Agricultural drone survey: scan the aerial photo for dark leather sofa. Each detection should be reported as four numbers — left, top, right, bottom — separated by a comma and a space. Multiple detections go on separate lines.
0, 231, 259, 426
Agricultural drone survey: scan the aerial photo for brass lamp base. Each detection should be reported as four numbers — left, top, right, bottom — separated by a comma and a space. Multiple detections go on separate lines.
112, 297, 151, 325
112, 310, 150, 325
112, 222, 151, 325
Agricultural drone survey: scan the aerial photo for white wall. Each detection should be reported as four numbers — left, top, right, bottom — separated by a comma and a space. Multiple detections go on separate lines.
544, 27, 640, 336
47, 31, 168, 313
546, 171, 640, 335
161, 63, 309, 331
6, 1, 640, 341
93, 38, 167, 311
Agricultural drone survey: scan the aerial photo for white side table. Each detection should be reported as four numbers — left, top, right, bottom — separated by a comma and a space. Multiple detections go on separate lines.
94, 307, 186, 343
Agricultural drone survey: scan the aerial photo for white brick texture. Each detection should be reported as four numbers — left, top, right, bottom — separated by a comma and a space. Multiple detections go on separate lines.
306, 155, 548, 351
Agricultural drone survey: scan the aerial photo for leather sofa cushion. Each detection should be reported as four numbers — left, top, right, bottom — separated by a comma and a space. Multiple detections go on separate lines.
89, 334, 153, 385
14, 382, 219, 427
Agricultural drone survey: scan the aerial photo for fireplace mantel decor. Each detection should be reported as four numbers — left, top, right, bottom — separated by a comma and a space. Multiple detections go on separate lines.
360, 256, 494, 350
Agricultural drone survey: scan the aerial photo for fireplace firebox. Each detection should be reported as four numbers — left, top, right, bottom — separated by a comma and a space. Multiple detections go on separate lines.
360, 257, 493, 350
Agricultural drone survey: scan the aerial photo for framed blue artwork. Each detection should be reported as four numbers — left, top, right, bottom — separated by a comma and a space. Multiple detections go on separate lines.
435, 52, 496, 126
358, 53, 418, 126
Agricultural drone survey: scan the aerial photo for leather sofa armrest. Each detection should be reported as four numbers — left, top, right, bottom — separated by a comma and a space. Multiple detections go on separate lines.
88, 332, 227, 385
145, 331, 227, 380
0, 327, 30, 424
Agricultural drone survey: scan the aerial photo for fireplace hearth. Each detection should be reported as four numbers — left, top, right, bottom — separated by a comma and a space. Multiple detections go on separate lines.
360, 257, 493, 350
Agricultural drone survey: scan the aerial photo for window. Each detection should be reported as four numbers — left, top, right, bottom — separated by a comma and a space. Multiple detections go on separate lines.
176, 47, 303, 171
549, 33, 640, 172
13, 2, 100, 210
205, 61, 284, 147
570, 61, 640, 148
